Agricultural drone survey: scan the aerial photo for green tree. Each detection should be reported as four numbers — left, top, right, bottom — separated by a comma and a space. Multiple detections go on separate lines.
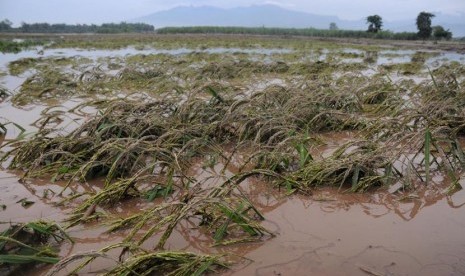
416, 12, 435, 39
366, 15, 382, 33
432, 25, 452, 40
329, 22, 338, 30
0, 19, 12, 31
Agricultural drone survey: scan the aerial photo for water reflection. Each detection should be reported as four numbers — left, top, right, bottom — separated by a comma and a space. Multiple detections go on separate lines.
0, 46, 293, 70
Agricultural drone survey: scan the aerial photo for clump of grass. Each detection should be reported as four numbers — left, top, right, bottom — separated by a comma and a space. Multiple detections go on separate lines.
412, 67, 465, 134
0, 39, 45, 53
105, 251, 227, 276
292, 140, 400, 192
356, 77, 400, 105
8, 58, 39, 76
46, 245, 227, 276
363, 51, 379, 64
380, 61, 424, 75
116, 67, 167, 90
9, 57, 93, 76
12, 69, 77, 105
291, 61, 335, 78
411, 51, 440, 63
200, 60, 289, 79
106, 181, 271, 248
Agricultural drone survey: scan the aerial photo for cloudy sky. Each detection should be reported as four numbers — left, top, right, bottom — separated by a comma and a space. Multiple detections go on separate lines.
1, 0, 464, 25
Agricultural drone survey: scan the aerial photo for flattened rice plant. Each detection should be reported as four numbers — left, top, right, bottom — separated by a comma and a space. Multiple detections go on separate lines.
0, 220, 71, 268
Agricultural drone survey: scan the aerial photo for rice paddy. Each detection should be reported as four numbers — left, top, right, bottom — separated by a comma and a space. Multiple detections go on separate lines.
1, 33, 465, 275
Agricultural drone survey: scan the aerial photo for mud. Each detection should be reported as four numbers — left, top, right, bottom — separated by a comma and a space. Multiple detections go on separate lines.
2, 166, 465, 275
228, 185, 465, 276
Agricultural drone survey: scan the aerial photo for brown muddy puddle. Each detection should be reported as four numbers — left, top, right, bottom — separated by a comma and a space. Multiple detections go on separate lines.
228, 188, 465, 275
1, 158, 465, 275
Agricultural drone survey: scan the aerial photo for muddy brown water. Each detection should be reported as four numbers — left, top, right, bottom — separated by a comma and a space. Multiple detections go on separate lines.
1, 47, 465, 276
1, 168, 465, 275
2, 141, 465, 275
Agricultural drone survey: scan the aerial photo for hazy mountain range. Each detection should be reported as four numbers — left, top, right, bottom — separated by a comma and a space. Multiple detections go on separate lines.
134, 5, 465, 37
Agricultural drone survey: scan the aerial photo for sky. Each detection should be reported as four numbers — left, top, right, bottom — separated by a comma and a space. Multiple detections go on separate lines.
1, 0, 464, 25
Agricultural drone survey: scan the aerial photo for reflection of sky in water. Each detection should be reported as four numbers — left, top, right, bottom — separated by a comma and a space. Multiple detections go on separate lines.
322, 48, 465, 66
2, 46, 463, 72
0, 47, 292, 70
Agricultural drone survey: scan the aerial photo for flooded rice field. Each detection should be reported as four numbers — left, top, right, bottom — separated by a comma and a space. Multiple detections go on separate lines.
1, 34, 465, 275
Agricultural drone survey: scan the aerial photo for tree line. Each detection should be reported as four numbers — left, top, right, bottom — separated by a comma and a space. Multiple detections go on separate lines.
157, 26, 419, 40
361, 11, 452, 40
156, 11, 454, 41
0, 20, 154, 33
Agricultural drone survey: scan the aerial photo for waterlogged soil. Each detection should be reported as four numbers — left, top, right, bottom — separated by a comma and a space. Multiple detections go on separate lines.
2, 168, 465, 275
229, 189, 465, 275
1, 36, 465, 275
1, 46, 464, 72
2, 134, 465, 276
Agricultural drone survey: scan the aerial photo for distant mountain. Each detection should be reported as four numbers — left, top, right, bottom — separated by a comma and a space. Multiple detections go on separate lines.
134, 5, 465, 37
135, 5, 362, 29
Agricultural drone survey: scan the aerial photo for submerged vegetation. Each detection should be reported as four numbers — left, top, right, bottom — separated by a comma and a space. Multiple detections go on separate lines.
0, 221, 71, 274
0, 34, 465, 274
46, 248, 227, 276
0, 39, 45, 53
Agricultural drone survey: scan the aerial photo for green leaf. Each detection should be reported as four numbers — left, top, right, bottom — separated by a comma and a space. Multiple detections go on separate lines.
191, 259, 215, 276
97, 123, 115, 132
146, 185, 173, 201
164, 169, 175, 198
384, 164, 393, 186
206, 86, 224, 103
0, 254, 59, 264
294, 143, 312, 168
213, 220, 230, 242
216, 202, 256, 236
351, 164, 361, 191
58, 166, 69, 174
427, 67, 438, 89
